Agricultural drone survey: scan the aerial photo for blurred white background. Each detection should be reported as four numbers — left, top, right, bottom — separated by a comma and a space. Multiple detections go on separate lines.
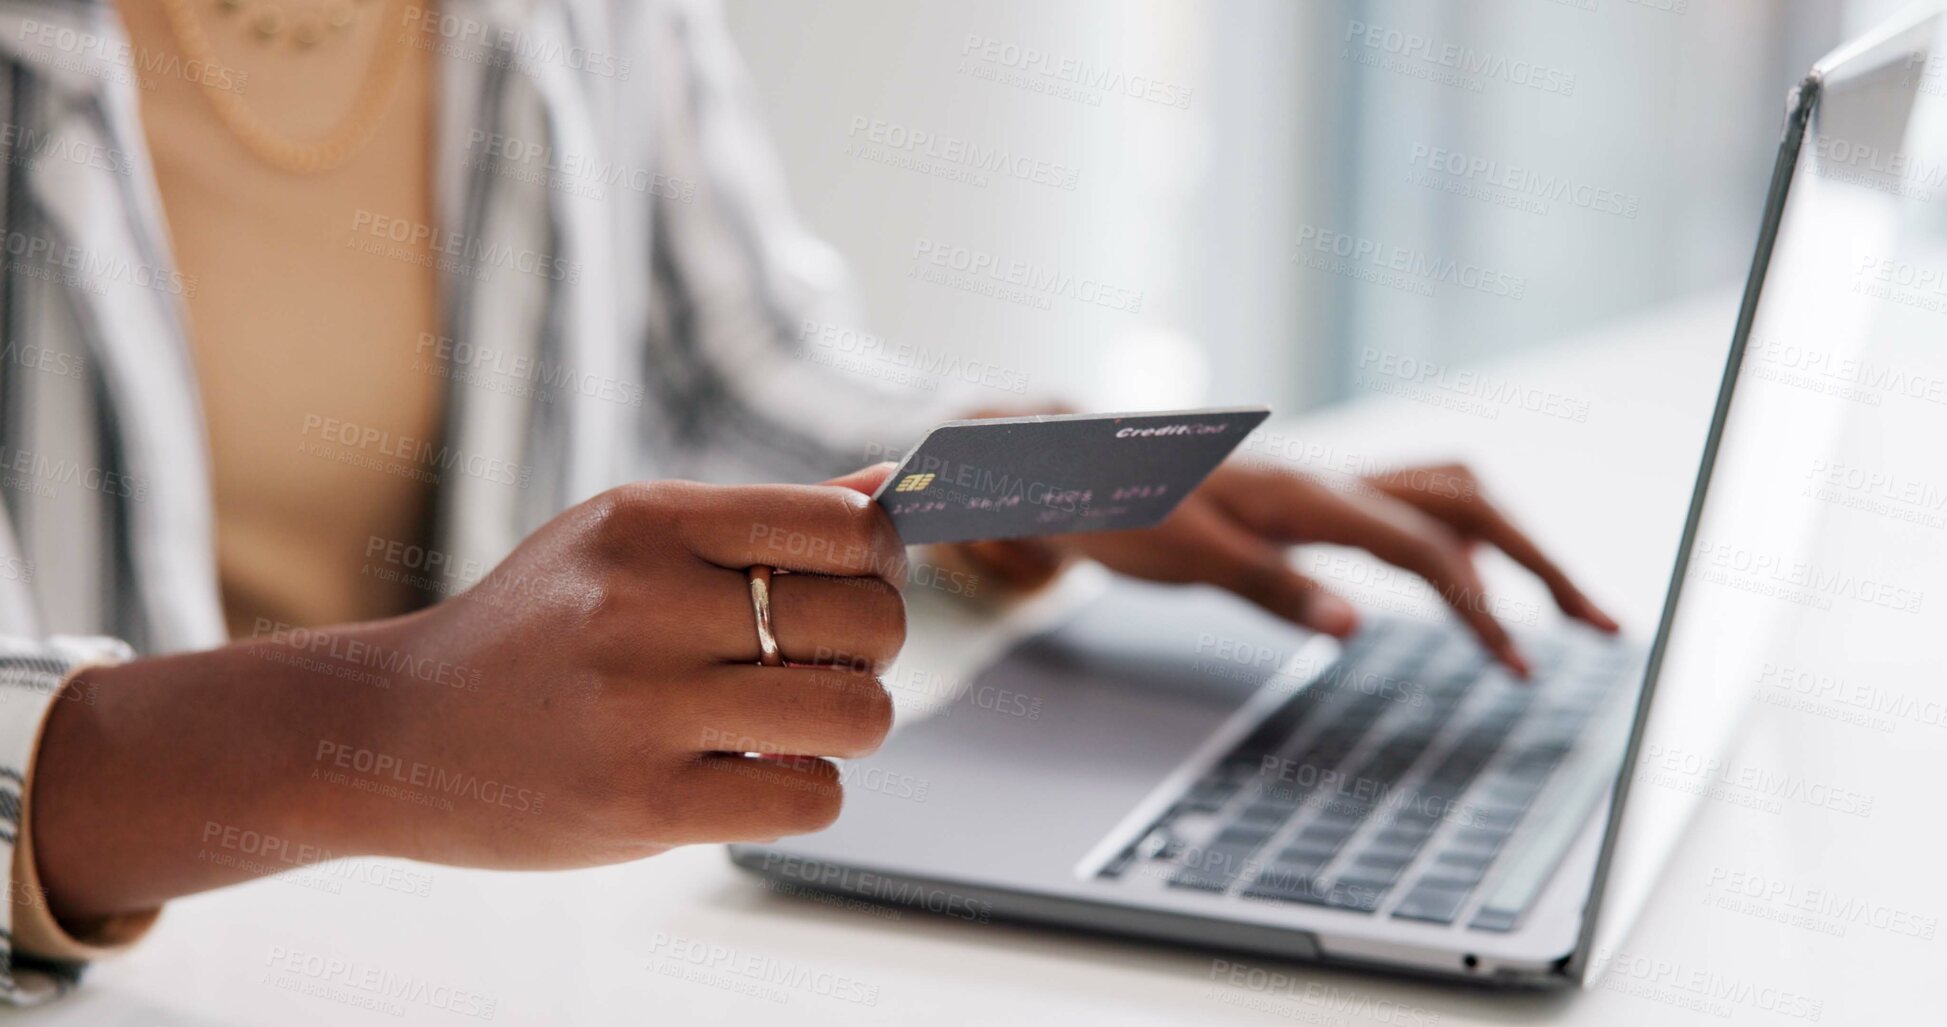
723, 0, 1900, 417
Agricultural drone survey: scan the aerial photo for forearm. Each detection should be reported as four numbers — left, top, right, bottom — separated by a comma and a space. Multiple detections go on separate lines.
30, 619, 403, 926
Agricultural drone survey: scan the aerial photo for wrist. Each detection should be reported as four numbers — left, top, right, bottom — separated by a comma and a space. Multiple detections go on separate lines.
32, 624, 405, 921
240, 614, 429, 860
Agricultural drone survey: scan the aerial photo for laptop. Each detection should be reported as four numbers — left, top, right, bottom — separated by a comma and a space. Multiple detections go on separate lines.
734, 4, 1943, 988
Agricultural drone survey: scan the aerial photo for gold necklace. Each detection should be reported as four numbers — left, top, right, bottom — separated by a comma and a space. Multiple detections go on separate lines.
215, 0, 369, 51
156, 0, 416, 175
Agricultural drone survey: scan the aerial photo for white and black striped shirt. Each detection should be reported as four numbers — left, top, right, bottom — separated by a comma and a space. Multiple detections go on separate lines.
0, 0, 940, 1001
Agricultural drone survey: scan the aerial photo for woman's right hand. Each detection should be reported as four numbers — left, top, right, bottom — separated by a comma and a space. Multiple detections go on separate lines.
33, 467, 909, 922
341, 466, 910, 868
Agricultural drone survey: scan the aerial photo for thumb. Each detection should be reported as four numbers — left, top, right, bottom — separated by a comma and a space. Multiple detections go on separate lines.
823, 461, 899, 496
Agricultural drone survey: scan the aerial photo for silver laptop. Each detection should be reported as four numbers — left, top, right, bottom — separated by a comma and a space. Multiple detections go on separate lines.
735, 5, 1943, 988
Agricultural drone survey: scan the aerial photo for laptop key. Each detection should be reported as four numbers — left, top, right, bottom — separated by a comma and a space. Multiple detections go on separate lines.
1352, 851, 1412, 875
1238, 800, 1300, 826
1393, 885, 1471, 924
1324, 878, 1389, 912
1277, 843, 1339, 867
1469, 907, 1521, 932
1244, 876, 1328, 905
1433, 849, 1493, 872
1182, 779, 1242, 813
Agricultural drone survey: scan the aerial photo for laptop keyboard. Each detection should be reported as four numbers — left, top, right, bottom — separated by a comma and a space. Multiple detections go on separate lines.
1096, 617, 1634, 932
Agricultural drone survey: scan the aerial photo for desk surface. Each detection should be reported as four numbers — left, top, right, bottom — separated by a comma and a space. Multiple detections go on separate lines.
34, 293, 1945, 1026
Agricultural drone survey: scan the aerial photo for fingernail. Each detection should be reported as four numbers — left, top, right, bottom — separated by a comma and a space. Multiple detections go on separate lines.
1503, 646, 1533, 680
1303, 594, 1359, 637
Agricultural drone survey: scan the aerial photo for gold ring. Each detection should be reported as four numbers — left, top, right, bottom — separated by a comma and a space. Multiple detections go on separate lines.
747, 565, 784, 667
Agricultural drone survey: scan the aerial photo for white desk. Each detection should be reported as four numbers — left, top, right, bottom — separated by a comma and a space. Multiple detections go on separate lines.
30, 292, 1945, 1025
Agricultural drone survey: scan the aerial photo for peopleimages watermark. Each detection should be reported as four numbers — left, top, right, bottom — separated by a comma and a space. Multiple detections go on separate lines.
1907, 51, 1947, 99
0, 644, 97, 709
1405, 143, 1639, 219
1, 229, 197, 298
1801, 456, 1947, 530
908, 236, 1144, 313
313, 740, 545, 815
1341, 20, 1576, 97
1242, 433, 1483, 498
345, 209, 580, 284
1353, 346, 1587, 423
1855, 251, 1947, 314
252, 618, 483, 692
1744, 333, 1947, 408
361, 533, 562, 606
1295, 225, 1527, 301
956, 34, 1193, 110
1, 339, 84, 381
1595, 946, 1824, 1022
1635, 741, 1876, 818
844, 115, 1079, 191
697, 729, 930, 803
1812, 136, 1947, 201
413, 331, 645, 408
297, 412, 534, 489
15, 18, 249, 96
199, 820, 435, 899
1192, 634, 1326, 689
463, 129, 694, 204
1205, 958, 1443, 1026
0, 555, 32, 588
1687, 538, 1924, 615
0, 444, 147, 503
1195, 633, 1406, 702
756, 852, 993, 924
1301, 548, 1542, 627
1, 120, 135, 178
1704, 864, 1937, 942
263, 945, 499, 1020
1754, 660, 1947, 735
798, 319, 1031, 395
399, 5, 631, 81
647, 932, 880, 1007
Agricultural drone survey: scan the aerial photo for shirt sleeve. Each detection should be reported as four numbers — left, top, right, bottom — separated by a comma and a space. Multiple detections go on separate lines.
636, 0, 962, 485
0, 637, 156, 1006
0, 503, 157, 1004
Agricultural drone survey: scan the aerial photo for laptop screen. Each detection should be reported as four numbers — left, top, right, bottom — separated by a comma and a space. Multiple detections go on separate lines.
1576, 7, 1947, 982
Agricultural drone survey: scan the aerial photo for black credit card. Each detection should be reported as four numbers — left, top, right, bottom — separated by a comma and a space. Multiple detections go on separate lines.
871, 406, 1269, 545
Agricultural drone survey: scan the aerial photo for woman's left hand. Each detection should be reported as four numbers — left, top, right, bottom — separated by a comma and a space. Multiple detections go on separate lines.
943, 460, 1616, 677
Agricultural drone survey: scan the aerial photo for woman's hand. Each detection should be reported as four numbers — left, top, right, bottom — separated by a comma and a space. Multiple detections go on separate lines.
338, 465, 909, 868
33, 466, 908, 923
948, 461, 1614, 677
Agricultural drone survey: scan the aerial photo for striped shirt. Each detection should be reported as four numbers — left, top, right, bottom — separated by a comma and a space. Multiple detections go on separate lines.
0, 0, 941, 1002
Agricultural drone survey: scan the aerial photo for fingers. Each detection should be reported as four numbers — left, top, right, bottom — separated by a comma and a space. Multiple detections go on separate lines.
1461, 504, 1619, 633
762, 572, 907, 668
662, 754, 845, 843
621, 480, 906, 581
1171, 503, 1360, 637
677, 664, 895, 760
943, 539, 1065, 592
822, 462, 899, 496
684, 563, 906, 667
1319, 490, 1529, 676
1366, 464, 1618, 633
1210, 469, 1529, 674
1415, 542, 1529, 678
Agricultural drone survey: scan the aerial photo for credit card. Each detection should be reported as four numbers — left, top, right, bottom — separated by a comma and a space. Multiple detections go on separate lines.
872, 406, 1269, 545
